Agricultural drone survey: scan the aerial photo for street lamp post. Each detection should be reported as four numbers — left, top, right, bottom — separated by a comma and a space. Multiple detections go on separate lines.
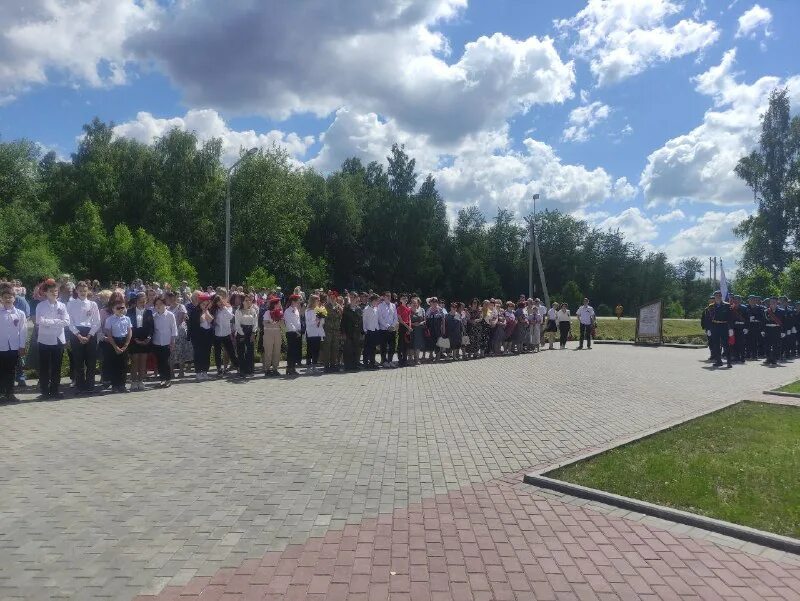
225, 147, 258, 290
524, 193, 550, 308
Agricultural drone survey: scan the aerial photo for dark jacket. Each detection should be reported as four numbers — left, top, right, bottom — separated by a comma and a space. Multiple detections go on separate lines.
127, 307, 154, 342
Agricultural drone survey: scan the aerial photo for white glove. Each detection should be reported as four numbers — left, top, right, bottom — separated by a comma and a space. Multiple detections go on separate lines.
793, 327, 797, 334
761, 331, 766, 337
743, 329, 748, 335
728, 329, 734, 337
706, 330, 711, 336
781, 333, 786, 338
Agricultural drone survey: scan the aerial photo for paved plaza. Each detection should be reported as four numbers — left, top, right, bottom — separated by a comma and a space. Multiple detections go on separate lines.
1, 345, 799, 600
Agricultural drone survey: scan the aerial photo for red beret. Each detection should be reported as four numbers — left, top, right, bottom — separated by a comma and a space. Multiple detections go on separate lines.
197, 293, 211, 302
289, 294, 301, 302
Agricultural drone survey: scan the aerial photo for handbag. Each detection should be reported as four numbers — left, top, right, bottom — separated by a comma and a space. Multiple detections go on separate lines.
436, 336, 450, 349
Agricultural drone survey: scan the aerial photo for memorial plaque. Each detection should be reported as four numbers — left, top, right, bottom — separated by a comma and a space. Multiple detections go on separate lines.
635, 299, 663, 344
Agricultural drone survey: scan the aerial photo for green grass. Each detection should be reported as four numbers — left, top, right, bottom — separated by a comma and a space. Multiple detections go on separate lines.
548, 401, 800, 538
777, 380, 800, 394
579, 317, 705, 343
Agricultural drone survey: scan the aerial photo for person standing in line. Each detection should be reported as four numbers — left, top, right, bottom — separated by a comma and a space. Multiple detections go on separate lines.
728, 295, 747, 363
320, 292, 343, 372
556, 303, 571, 350
66, 281, 101, 393
445, 302, 464, 360
341, 292, 363, 371
166, 291, 192, 378
234, 293, 258, 378
0, 282, 27, 403
12, 284, 30, 389
36, 279, 70, 400
762, 297, 783, 366
304, 294, 325, 372
527, 299, 542, 353
395, 294, 412, 367
746, 295, 764, 360
189, 293, 214, 381
362, 294, 381, 369
127, 292, 154, 390
210, 289, 238, 377
575, 297, 596, 350
261, 297, 283, 377
151, 296, 178, 388
377, 291, 398, 367
104, 300, 132, 393
284, 294, 303, 376
545, 302, 558, 350
707, 290, 732, 369
779, 296, 794, 359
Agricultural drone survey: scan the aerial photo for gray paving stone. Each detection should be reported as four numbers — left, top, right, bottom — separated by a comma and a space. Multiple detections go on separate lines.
0, 345, 795, 600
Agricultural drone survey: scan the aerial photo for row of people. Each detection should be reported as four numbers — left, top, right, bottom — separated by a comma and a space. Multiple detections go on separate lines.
701, 290, 799, 367
0, 279, 598, 400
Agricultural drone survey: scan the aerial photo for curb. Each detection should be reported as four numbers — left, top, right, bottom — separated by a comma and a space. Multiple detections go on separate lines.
523, 474, 800, 555
593, 340, 706, 349
762, 389, 800, 398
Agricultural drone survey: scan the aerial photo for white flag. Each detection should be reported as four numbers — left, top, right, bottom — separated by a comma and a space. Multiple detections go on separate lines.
719, 260, 729, 301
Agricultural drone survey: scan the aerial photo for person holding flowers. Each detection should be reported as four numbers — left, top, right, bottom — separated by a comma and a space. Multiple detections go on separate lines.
305, 294, 326, 371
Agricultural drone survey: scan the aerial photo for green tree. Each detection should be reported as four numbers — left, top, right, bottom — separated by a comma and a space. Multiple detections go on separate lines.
57, 199, 108, 279
14, 234, 59, 285
665, 300, 685, 318
782, 260, 800, 299
734, 265, 781, 298
132, 228, 174, 284
244, 266, 277, 290
106, 224, 135, 281
172, 244, 199, 289
561, 280, 583, 309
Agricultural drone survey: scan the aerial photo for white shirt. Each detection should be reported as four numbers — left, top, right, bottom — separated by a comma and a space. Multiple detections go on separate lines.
67, 297, 101, 336
556, 308, 570, 323
135, 307, 145, 328
214, 305, 234, 337
305, 308, 325, 338
547, 308, 557, 321
0, 306, 27, 351
36, 300, 70, 345
152, 310, 178, 345
284, 306, 302, 333
362, 305, 379, 332
377, 301, 398, 330
576, 305, 595, 325
234, 307, 258, 335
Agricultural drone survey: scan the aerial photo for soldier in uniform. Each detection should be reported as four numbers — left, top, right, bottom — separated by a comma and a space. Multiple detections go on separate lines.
762, 297, 783, 365
342, 292, 363, 371
700, 294, 715, 361
779, 296, 793, 359
707, 290, 732, 368
745, 294, 763, 360
728, 295, 747, 363
320, 291, 343, 372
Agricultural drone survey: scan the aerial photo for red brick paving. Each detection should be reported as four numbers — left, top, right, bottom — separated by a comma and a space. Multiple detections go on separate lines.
133, 475, 800, 600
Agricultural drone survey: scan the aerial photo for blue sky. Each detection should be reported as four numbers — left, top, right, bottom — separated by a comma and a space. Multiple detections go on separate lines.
1, 0, 798, 274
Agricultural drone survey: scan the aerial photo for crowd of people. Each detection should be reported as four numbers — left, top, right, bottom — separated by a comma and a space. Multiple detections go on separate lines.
702, 290, 800, 367
0, 276, 599, 402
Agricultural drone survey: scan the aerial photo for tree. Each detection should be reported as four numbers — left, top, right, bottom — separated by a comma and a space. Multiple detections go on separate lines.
106, 224, 135, 281
172, 245, 199, 289
561, 280, 583, 309
57, 200, 107, 279
782, 260, 800, 299
734, 265, 781, 298
735, 89, 800, 273
244, 266, 277, 291
14, 234, 59, 285
665, 300, 685, 318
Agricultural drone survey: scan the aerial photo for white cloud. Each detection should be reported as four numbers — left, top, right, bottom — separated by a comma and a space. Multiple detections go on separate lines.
597, 207, 658, 244
131, 1, 575, 145
562, 101, 611, 142
112, 109, 314, 167
735, 4, 772, 38
612, 176, 638, 201
0, 0, 160, 97
640, 49, 800, 207
662, 209, 750, 269
556, 0, 719, 86
653, 209, 686, 223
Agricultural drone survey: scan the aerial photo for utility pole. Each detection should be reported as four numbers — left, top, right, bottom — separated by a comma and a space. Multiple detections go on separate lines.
524, 193, 550, 308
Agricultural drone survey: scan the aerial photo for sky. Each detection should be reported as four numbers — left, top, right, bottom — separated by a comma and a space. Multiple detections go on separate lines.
1, 0, 799, 275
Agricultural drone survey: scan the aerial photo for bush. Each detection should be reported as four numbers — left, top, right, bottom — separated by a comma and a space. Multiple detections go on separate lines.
665, 300, 684, 318
244, 266, 277, 290
597, 303, 612, 316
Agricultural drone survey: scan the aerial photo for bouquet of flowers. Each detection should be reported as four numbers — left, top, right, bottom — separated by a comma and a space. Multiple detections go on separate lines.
270, 306, 284, 321
315, 306, 328, 319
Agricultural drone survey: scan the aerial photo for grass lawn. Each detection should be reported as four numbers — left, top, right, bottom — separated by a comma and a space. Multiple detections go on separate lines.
581, 317, 704, 343
777, 380, 800, 394
548, 401, 800, 538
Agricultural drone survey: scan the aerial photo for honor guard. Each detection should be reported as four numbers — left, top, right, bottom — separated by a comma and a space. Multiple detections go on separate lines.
707, 290, 732, 368
779, 296, 793, 359
762, 297, 784, 365
745, 295, 764, 360
700, 294, 715, 361
728, 295, 747, 363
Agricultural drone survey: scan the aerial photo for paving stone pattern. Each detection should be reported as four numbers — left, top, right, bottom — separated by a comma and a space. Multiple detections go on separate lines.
0, 345, 797, 600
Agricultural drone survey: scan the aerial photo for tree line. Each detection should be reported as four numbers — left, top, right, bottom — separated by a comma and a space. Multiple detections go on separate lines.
0, 117, 757, 317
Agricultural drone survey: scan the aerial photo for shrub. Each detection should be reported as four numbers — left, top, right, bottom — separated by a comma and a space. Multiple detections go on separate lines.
597, 303, 612, 316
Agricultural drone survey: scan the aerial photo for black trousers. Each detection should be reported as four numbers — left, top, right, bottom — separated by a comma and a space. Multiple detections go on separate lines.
99, 340, 113, 382
380, 330, 395, 363
710, 324, 730, 365
70, 327, 97, 390
306, 336, 321, 365
107, 338, 128, 388
765, 328, 781, 363
579, 323, 592, 348
363, 330, 379, 366
286, 331, 302, 369
237, 325, 254, 375
558, 322, 570, 347
730, 328, 746, 361
193, 328, 213, 372
213, 334, 238, 371
0, 349, 18, 396
152, 344, 172, 381
343, 336, 361, 369
38, 342, 64, 395
397, 330, 408, 366
746, 327, 760, 359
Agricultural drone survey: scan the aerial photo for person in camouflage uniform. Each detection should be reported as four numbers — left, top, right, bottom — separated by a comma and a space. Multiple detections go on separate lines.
320, 291, 343, 372
342, 292, 363, 370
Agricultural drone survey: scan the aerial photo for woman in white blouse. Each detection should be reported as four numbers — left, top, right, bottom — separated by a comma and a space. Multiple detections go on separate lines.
556, 303, 571, 349
234, 293, 258, 378
304, 294, 325, 371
